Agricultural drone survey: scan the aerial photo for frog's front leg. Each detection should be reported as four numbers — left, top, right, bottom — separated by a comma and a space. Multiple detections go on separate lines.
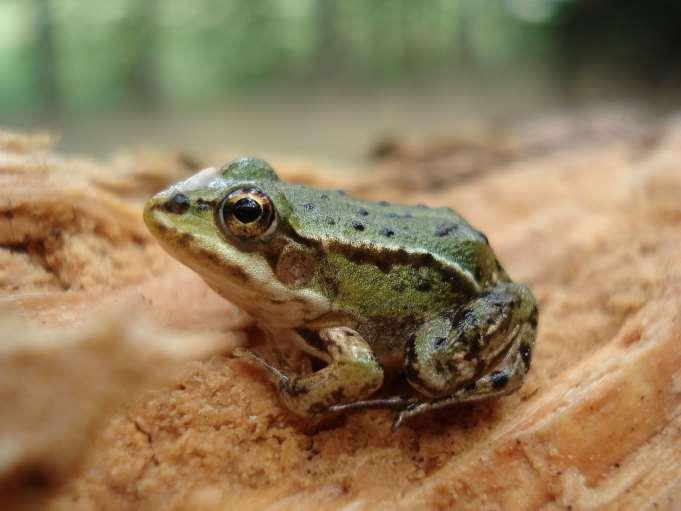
399, 282, 537, 428
234, 327, 384, 418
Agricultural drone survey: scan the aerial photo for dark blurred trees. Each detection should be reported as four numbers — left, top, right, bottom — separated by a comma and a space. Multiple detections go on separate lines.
554, 0, 681, 85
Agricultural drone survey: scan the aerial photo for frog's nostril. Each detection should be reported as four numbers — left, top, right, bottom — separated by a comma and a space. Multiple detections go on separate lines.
163, 193, 190, 214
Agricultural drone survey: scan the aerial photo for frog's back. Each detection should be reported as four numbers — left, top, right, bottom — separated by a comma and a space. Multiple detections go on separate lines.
275, 182, 502, 288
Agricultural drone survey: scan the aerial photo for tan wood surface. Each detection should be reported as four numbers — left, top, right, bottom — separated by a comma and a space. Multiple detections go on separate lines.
1, 117, 680, 510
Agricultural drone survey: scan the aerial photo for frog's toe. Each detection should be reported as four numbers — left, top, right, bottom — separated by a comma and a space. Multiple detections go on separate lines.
391, 414, 404, 432
392, 402, 425, 431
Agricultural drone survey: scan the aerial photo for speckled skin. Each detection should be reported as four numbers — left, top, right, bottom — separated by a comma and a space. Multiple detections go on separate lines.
144, 158, 538, 428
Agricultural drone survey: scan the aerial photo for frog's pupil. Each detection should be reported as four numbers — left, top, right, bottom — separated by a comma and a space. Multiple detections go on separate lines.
233, 197, 262, 223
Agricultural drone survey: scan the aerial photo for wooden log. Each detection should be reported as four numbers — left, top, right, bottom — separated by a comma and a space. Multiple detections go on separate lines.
1, 116, 680, 510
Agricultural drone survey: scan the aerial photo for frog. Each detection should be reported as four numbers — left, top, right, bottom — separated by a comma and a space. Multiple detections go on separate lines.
144, 157, 538, 429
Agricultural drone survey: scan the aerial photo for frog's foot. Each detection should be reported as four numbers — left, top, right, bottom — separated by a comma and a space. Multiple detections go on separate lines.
234, 328, 384, 419
393, 330, 532, 431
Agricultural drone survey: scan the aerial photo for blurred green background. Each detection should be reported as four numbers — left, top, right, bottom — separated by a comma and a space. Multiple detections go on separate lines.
2, 0, 680, 160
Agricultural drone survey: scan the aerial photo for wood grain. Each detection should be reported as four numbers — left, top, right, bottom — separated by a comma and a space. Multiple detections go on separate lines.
1, 117, 680, 510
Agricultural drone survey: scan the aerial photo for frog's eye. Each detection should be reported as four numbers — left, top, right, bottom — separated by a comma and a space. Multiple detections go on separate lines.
217, 187, 277, 240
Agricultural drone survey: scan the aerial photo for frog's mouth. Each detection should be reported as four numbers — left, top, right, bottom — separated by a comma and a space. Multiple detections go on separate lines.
144, 198, 333, 330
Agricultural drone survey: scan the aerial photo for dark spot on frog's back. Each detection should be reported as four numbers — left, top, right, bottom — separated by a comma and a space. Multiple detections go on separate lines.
351, 220, 365, 231
163, 193, 190, 214
435, 223, 459, 237
302, 202, 316, 211
356, 207, 369, 217
379, 227, 395, 237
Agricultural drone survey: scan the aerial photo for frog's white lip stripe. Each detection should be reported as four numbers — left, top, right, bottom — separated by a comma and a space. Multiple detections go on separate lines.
148, 209, 333, 329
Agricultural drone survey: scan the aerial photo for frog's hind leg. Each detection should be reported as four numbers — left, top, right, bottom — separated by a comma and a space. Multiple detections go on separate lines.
233, 326, 384, 419
399, 282, 537, 429
394, 327, 533, 430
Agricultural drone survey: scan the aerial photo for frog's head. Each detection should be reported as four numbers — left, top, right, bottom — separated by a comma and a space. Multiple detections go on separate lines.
144, 157, 332, 328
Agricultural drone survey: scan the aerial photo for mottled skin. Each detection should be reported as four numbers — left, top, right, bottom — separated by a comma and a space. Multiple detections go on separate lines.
144, 158, 538, 429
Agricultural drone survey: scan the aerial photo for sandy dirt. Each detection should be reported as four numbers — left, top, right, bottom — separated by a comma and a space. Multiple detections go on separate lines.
1, 114, 680, 510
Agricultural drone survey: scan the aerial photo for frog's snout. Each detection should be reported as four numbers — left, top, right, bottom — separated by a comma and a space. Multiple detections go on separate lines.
143, 190, 176, 235
146, 189, 189, 213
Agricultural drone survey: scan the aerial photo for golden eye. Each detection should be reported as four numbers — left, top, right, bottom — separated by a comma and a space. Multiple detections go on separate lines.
217, 187, 276, 240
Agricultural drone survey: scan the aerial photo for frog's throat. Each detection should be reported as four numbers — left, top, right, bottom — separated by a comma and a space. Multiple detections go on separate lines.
195, 252, 333, 330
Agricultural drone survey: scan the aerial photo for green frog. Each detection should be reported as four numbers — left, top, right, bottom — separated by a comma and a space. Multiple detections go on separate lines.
144, 158, 537, 429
